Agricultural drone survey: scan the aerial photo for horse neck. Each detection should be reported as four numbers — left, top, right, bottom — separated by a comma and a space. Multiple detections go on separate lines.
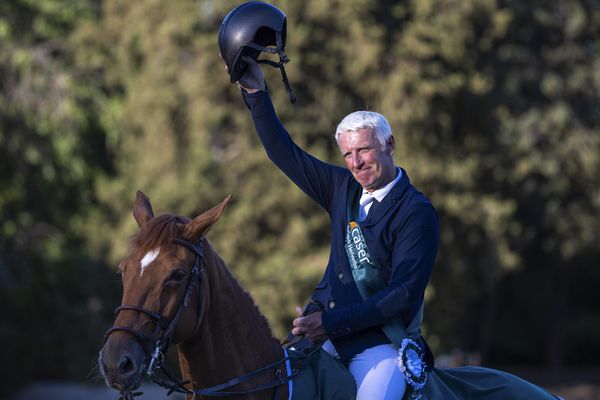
176, 241, 282, 394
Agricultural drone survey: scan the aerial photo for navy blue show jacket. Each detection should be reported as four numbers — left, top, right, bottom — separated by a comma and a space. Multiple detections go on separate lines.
243, 90, 440, 362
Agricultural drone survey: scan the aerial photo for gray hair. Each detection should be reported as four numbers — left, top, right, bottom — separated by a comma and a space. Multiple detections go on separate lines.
335, 111, 392, 150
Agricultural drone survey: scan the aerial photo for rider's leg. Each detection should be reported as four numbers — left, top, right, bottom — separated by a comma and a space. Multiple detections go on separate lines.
348, 343, 407, 400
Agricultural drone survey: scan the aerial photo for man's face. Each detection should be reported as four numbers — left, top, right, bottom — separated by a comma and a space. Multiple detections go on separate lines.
337, 128, 396, 192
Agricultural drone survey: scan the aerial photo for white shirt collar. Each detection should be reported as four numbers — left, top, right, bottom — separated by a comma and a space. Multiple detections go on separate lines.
363, 167, 402, 203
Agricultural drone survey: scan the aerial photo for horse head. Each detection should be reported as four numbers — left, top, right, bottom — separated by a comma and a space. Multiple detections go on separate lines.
99, 191, 230, 393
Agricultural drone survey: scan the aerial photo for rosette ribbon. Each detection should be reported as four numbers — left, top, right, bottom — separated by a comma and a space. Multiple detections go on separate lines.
398, 338, 427, 400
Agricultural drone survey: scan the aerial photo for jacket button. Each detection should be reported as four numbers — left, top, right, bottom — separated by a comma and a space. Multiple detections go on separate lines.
329, 300, 335, 309
337, 272, 343, 280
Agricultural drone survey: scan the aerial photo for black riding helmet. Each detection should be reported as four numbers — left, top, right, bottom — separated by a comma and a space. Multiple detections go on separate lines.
218, 1, 296, 103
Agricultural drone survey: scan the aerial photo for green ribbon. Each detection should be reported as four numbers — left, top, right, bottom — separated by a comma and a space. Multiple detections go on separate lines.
344, 181, 423, 345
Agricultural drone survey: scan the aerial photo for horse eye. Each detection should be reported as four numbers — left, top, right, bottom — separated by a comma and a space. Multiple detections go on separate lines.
167, 268, 187, 283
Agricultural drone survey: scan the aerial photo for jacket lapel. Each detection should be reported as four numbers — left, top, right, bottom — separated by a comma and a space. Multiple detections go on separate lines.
360, 168, 411, 228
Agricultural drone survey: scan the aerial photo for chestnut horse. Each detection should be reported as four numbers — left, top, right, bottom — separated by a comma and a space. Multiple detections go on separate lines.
99, 192, 297, 399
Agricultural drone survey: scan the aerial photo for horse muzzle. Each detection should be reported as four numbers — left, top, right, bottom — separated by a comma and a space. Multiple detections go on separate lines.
99, 334, 148, 392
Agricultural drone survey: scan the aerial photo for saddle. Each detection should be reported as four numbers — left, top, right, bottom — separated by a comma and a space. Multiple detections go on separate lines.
283, 343, 357, 400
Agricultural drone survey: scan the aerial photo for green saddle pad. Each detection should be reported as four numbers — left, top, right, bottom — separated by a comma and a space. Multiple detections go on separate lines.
287, 348, 356, 400
285, 349, 559, 400
419, 366, 561, 400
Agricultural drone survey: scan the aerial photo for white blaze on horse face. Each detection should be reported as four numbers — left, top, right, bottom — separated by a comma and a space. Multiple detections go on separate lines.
140, 248, 160, 277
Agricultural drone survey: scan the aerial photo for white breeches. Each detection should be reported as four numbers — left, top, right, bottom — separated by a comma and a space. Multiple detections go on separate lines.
323, 341, 407, 400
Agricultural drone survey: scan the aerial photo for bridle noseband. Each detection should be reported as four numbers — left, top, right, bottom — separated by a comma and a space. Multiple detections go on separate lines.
104, 237, 204, 378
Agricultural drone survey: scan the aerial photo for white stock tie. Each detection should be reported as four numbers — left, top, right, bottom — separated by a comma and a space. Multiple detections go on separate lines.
358, 192, 375, 221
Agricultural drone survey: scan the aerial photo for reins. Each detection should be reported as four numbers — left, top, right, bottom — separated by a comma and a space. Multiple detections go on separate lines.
158, 352, 301, 399
104, 237, 300, 400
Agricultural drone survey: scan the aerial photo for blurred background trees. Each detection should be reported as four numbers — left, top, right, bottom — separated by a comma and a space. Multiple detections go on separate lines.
1, 0, 598, 396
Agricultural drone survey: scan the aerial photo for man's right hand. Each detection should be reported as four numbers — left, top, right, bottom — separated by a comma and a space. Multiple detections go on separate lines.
237, 56, 266, 93
220, 54, 266, 93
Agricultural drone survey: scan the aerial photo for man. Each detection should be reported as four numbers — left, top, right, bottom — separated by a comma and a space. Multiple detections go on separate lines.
232, 57, 439, 400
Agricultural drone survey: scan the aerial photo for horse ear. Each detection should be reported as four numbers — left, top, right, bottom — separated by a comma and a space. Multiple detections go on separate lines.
183, 195, 232, 241
133, 191, 154, 228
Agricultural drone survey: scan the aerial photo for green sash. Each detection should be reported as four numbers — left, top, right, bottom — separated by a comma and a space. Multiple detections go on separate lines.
344, 181, 424, 346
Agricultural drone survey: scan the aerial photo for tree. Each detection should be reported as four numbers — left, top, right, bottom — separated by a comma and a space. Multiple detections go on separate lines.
376, 0, 600, 367
0, 0, 119, 395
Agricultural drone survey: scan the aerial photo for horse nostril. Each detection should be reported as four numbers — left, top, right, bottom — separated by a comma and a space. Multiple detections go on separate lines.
118, 354, 136, 375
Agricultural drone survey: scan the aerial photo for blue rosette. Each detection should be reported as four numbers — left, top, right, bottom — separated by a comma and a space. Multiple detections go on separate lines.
397, 338, 427, 399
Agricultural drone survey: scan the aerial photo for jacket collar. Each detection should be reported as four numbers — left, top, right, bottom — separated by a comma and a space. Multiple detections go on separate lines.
362, 168, 403, 203
359, 168, 411, 228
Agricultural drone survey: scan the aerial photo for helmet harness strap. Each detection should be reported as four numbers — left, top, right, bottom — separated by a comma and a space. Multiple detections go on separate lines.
245, 31, 296, 104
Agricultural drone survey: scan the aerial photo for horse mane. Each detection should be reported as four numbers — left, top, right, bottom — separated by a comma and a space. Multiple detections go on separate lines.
202, 239, 278, 342
130, 213, 190, 256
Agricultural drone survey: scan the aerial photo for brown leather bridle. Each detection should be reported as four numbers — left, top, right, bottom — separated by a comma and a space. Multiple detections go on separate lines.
104, 238, 204, 384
